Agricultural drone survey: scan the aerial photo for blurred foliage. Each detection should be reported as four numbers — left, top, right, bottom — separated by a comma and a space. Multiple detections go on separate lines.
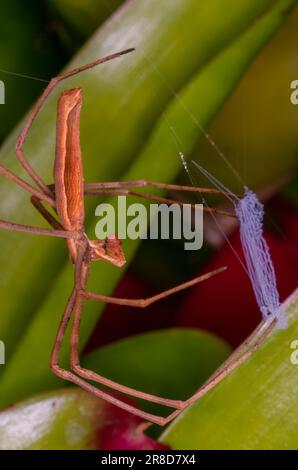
161, 291, 298, 449
47, 0, 124, 38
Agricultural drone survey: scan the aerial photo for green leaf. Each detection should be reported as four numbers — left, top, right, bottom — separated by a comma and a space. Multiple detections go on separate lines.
161, 290, 298, 450
83, 328, 231, 413
0, 388, 107, 450
0, 0, 294, 408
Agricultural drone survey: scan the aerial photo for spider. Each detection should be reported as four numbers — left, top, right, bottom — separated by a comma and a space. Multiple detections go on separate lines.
0, 48, 268, 426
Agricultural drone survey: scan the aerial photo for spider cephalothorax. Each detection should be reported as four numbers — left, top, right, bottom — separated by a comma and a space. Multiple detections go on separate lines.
89, 236, 126, 266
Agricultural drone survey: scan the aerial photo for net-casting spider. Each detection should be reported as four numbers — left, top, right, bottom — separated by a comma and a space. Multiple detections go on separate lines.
0, 48, 270, 426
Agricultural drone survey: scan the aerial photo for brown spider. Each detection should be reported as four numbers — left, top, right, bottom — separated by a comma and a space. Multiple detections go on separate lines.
0, 48, 271, 426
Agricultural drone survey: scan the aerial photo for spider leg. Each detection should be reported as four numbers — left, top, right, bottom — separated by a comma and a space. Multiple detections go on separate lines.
69, 245, 184, 409
70, 300, 185, 410
85, 187, 234, 218
53, 360, 177, 426
0, 164, 54, 206
83, 266, 226, 308
15, 48, 134, 195
0, 218, 76, 239
0, 175, 72, 239
50, 244, 176, 425
86, 180, 226, 195
67, 250, 226, 413
71, 267, 226, 408
31, 195, 63, 230
71, 280, 275, 426
77, 265, 270, 417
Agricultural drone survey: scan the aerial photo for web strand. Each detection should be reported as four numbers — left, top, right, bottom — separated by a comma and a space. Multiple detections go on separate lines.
0, 69, 49, 83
